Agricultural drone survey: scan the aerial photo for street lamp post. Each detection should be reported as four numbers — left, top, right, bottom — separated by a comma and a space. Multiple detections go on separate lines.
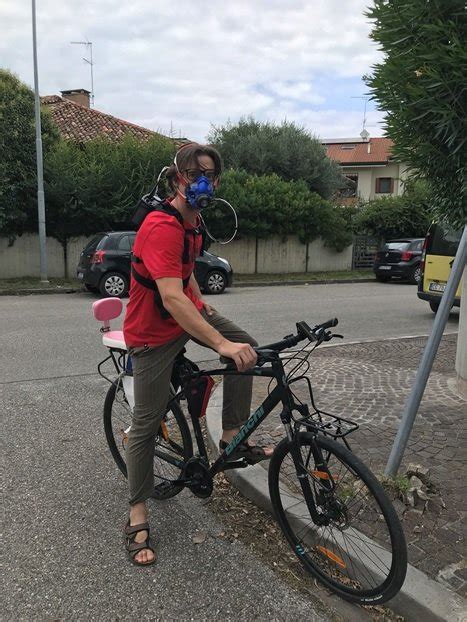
31, 0, 48, 283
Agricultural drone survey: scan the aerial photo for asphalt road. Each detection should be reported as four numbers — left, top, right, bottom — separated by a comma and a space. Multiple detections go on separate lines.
1, 283, 458, 620
0, 281, 459, 383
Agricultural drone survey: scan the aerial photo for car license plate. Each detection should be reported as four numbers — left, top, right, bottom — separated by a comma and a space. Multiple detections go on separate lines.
77, 272, 84, 280
429, 282, 445, 292
379, 266, 391, 270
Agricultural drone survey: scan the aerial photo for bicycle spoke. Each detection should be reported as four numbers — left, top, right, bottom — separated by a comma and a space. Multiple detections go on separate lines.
271, 435, 404, 600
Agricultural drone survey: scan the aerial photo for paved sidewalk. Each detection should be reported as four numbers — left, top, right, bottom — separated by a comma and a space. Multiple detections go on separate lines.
250, 334, 466, 598
2, 374, 330, 621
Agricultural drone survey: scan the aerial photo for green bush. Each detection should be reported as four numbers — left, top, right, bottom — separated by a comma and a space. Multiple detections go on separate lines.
205, 170, 352, 251
353, 182, 432, 240
44, 133, 175, 246
0, 69, 59, 239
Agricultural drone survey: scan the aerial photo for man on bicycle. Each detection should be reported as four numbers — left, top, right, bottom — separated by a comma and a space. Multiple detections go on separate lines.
123, 143, 272, 566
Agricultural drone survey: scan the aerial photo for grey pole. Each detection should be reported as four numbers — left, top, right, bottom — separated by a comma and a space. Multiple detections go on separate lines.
32, 0, 48, 283
385, 225, 467, 477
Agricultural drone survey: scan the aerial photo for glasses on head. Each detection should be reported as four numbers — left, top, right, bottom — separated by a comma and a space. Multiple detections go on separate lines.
182, 168, 218, 183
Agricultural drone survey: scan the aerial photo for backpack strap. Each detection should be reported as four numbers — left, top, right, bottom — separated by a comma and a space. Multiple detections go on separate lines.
131, 202, 199, 320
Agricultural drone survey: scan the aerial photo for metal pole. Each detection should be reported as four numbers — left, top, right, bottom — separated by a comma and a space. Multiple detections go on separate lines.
90, 43, 94, 106
385, 225, 467, 476
31, 0, 48, 283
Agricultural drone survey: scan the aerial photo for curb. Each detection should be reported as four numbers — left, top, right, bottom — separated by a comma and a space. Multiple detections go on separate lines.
206, 382, 467, 622
0, 279, 377, 296
233, 278, 376, 288
0, 288, 79, 296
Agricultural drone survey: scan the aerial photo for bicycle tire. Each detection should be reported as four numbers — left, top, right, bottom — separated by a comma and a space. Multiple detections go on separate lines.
103, 380, 193, 499
268, 433, 407, 604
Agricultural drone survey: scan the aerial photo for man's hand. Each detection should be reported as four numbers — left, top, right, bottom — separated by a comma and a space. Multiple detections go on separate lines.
217, 340, 257, 372
202, 300, 215, 316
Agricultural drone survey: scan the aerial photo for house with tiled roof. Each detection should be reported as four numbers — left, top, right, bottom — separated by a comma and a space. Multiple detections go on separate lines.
322, 130, 408, 203
41, 89, 169, 143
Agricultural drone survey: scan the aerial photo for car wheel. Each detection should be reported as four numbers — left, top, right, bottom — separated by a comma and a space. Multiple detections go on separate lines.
204, 270, 227, 295
375, 274, 391, 283
410, 265, 422, 285
99, 272, 129, 298
429, 301, 439, 313
84, 284, 98, 293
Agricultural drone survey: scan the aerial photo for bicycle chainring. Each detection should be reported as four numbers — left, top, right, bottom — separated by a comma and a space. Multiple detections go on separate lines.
182, 457, 213, 498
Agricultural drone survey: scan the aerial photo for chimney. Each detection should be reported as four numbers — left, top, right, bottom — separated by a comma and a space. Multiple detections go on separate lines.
61, 88, 90, 108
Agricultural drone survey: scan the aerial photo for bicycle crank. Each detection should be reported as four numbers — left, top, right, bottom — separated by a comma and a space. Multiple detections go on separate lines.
182, 457, 214, 498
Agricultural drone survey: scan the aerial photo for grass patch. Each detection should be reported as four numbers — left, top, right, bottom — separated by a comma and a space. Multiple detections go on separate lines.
235, 270, 374, 282
380, 474, 411, 499
0, 277, 82, 290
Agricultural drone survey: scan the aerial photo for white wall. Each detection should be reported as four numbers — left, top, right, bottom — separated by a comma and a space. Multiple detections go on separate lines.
343, 163, 405, 201
209, 238, 256, 274
205, 236, 352, 274
0, 234, 93, 279
0, 234, 353, 278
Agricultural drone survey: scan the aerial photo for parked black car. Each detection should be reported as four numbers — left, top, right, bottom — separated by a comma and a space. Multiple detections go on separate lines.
77, 231, 233, 297
373, 238, 424, 284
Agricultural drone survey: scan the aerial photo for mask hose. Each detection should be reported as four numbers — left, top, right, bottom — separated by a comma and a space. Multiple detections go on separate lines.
200, 198, 238, 245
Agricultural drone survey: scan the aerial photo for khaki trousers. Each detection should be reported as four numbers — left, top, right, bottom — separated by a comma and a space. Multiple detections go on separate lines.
126, 309, 257, 505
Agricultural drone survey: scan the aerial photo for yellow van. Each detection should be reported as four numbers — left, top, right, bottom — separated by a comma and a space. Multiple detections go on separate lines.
418, 223, 463, 312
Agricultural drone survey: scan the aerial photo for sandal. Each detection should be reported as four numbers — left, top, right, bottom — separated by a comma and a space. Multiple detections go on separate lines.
219, 439, 272, 464
124, 521, 156, 566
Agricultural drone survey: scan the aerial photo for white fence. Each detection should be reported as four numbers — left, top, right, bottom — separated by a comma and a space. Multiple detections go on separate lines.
0, 234, 353, 278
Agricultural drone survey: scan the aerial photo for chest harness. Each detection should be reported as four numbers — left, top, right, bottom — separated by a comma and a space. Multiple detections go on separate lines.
131, 202, 202, 320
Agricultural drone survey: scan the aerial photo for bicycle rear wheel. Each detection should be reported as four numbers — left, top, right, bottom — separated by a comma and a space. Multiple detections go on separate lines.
103, 379, 193, 499
269, 433, 407, 604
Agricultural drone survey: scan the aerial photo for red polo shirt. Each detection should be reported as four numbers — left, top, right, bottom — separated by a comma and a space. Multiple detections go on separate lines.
123, 206, 203, 347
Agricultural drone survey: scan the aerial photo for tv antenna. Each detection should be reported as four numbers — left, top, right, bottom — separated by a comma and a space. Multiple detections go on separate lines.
351, 96, 370, 133
70, 39, 94, 106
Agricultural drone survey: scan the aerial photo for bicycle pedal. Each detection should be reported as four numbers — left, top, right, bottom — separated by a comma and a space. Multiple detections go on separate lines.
222, 458, 249, 471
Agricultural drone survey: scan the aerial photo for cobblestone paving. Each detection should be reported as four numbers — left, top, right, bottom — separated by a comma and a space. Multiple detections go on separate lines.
249, 334, 467, 597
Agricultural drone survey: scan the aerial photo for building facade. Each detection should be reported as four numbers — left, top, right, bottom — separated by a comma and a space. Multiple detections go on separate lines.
322, 132, 408, 203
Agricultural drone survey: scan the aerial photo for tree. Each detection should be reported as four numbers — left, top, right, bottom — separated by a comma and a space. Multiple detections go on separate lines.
44, 133, 175, 274
0, 69, 59, 240
353, 181, 432, 240
365, 0, 466, 227
208, 117, 345, 200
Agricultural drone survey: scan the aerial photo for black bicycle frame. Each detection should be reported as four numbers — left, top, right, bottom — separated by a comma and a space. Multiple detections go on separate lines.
165, 356, 330, 524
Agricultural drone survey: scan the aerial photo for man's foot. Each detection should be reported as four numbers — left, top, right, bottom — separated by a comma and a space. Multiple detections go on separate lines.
127, 504, 155, 565
219, 438, 274, 463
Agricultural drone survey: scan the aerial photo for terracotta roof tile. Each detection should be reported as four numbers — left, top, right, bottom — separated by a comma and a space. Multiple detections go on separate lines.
41, 95, 167, 143
323, 137, 394, 165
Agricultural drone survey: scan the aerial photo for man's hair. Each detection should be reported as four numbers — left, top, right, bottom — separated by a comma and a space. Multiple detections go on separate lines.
166, 143, 223, 193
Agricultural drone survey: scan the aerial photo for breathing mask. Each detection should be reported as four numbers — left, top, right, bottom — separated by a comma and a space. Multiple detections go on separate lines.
173, 151, 215, 210
184, 174, 214, 210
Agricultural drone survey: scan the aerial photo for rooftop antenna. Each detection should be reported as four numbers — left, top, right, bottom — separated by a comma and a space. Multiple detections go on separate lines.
351, 96, 370, 134
70, 39, 94, 106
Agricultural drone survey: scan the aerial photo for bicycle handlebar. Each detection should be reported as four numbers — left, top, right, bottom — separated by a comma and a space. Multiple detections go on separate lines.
255, 318, 339, 355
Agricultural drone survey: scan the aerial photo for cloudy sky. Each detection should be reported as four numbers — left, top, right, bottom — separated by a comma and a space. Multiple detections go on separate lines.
1, 0, 385, 142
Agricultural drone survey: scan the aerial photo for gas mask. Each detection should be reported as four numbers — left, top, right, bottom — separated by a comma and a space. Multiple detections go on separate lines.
184, 174, 215, 210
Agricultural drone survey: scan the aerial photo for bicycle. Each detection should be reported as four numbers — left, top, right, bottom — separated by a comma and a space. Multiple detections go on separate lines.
93, 297, 407, 605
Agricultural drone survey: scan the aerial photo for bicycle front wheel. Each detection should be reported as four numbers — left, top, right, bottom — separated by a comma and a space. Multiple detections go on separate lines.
269, 433, 407, 604
103, 380, 193, 499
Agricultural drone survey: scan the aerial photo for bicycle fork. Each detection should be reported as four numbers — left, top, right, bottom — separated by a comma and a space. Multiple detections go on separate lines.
288, 432, 334, 526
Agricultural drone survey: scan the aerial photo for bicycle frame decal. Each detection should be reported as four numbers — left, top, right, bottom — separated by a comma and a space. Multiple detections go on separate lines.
224, 405, 265, 456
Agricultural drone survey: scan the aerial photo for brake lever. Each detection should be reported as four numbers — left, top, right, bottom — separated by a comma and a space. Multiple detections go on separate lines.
333, 334, 344, 339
